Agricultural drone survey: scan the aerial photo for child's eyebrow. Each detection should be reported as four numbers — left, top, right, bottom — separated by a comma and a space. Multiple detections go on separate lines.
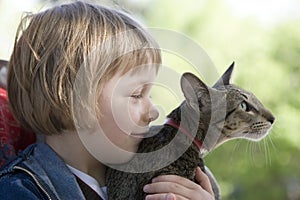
141, 82, 155, 89
131, 79, 155, 86
133, 83, 153, 90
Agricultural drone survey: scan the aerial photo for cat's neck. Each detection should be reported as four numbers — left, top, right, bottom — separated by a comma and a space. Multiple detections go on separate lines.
164, 118, 203, 151
166, 100, 229, 154
166, 101, 210, 150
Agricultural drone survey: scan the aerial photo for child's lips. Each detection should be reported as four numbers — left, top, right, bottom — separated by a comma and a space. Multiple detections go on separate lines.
130, 124, 151, 139
131, 130, 149, 138
131, 133, 145, 138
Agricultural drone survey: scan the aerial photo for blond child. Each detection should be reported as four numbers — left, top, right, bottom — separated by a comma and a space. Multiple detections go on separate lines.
0, 1, 214, 199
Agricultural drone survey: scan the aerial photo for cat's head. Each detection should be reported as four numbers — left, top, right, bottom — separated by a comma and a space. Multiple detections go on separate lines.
180, 62, 275, 149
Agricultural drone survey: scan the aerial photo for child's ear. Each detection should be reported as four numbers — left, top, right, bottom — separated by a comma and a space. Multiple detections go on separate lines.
213, 62, 234, 88
180, 72, 210, 110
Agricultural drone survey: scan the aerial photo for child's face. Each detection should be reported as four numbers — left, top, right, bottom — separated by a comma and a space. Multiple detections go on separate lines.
97, 65, 159, 163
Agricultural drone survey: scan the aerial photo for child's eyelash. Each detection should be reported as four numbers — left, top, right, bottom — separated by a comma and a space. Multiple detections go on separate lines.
131, 94, 143, 99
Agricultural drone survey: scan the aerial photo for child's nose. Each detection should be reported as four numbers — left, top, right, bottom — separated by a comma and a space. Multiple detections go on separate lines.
143, 100, 159, 124
148, 105, 159, 123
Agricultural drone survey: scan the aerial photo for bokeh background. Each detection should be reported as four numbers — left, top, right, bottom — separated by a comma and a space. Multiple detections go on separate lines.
1, 0, 300, 199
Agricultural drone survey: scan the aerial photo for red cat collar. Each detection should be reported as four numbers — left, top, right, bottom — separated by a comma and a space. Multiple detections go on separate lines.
164, 118, 203, 151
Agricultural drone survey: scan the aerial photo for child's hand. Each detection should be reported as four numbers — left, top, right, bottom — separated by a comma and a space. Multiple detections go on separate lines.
143, 167, 214, 200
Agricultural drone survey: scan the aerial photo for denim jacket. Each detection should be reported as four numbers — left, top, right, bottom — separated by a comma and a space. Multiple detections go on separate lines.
0, 143, 86, 200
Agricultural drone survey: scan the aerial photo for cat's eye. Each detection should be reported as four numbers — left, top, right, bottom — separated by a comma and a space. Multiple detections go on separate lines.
239, 101, 248, 111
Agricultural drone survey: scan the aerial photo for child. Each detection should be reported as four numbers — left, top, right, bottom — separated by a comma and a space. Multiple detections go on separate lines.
0, 1, 214, 199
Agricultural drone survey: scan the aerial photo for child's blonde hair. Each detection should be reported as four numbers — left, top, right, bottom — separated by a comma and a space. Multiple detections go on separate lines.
8, 1, 161, 135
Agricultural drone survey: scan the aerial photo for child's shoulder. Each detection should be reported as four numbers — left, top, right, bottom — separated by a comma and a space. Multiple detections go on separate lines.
0, 168, 47, 200
0, 143, 54, 200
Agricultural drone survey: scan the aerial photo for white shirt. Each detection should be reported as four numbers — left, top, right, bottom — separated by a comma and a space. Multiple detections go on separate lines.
67, 165, 108, 200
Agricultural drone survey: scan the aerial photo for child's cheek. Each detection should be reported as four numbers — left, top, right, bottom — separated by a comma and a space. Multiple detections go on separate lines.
108, 97, 140, 135
128, 101, 143, 127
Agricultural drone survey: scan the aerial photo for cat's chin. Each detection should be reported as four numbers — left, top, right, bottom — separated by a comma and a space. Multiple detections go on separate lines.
244, 132, 270, 142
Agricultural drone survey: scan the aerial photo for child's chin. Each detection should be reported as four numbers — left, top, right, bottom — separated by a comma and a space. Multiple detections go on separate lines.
106, 151, 137, 165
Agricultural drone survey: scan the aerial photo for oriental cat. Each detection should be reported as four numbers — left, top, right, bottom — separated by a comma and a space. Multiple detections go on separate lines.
106, 63, 275, 200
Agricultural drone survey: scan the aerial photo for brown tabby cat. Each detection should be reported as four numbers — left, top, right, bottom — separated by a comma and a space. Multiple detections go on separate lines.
106, 63, 275, 200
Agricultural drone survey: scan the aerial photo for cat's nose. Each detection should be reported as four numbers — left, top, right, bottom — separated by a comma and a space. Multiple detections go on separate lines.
267, 115, 275, 124
263, 109, 275, 124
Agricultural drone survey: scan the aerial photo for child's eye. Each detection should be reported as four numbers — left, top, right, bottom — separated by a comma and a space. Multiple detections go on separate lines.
131, 94, 143, 99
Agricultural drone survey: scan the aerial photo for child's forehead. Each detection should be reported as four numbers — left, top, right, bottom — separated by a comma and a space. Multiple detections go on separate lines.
125, 63, 159, 76
116, 49, 161, 76
114, 65, 157, 86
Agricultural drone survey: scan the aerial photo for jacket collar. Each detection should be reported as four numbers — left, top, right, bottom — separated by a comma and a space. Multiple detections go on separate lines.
12, 143, 85, 200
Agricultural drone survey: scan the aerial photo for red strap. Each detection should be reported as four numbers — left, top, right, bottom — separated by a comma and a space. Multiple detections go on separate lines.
164, 118, 202, 151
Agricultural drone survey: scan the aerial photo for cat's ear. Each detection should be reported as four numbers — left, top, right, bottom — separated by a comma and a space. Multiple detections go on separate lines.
181, 72, 210, 110
213, 62, 234, 88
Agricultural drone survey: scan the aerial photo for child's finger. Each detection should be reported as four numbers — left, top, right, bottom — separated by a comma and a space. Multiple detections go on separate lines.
195, 167, 214, 195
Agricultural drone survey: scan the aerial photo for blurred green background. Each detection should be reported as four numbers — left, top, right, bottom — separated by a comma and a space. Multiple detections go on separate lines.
1, 0, 300, 199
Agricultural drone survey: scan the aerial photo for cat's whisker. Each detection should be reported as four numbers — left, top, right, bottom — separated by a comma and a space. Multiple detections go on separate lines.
245, 138, 252, 157
253, 141, 260, 165
247, 140, 252, 163
267, 138, 273, 166
271, 127, 281, 139
253, 139, 265, 166
262, 139, 267, 166
259, 138, 264, 153
243, 133, 254, 161
263, 138, 272, 167
257, 139, 266, 166
268, 134, 278, 152
247, 136, 273, 168
248, 139, 256, 164
232, 138, 242, 153
230, 139, 243, 162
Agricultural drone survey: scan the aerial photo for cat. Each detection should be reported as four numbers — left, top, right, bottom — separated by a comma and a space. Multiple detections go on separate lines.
105, 62, 275, 200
